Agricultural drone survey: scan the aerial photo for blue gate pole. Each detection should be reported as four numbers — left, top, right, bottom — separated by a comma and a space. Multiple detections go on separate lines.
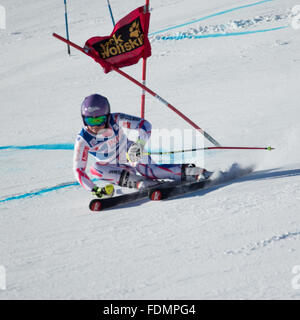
64, 0, 71, 55
106, 0, 115, 27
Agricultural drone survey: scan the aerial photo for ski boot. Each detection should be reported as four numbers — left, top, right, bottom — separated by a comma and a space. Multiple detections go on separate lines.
118, 170, 157, 190
182, 164, 213, 182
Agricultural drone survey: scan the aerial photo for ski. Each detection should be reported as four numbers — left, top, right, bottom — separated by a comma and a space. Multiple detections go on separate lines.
89, 188, 149, 211
89, 180, 179, 211
149, 178, 211, 201
89, 178, 211, 211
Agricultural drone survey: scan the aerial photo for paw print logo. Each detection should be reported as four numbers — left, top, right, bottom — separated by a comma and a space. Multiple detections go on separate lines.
129, 21, 141, 38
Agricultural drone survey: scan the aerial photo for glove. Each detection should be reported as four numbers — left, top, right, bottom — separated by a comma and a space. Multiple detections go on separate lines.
91, 186, 103, 198
91, 184, 114, 198
126, 139, 146, 163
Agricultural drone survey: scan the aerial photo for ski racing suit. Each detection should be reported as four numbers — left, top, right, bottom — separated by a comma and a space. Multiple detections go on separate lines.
73, 113, 184, 191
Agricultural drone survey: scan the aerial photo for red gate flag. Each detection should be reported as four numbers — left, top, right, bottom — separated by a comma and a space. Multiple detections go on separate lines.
84, 6, 151, 73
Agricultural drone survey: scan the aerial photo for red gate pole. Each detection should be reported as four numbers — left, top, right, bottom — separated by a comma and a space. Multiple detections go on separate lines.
53, 33, 221, 147
113, 66, 221, 146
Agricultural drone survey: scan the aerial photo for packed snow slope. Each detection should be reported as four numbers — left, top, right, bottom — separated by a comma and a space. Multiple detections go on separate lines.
1, 0, 300, 299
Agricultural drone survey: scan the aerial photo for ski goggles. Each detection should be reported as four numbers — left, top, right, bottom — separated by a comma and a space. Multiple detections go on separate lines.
84, 115, 108, 127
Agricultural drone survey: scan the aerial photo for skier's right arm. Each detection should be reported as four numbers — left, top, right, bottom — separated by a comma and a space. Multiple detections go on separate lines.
73, 137, 96, 191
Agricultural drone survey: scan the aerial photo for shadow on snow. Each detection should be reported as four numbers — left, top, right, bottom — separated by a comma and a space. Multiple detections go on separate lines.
108, 167, 300, 211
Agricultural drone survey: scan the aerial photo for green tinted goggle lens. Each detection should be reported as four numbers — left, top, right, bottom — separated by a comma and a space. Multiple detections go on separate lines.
85, 116, 107, 126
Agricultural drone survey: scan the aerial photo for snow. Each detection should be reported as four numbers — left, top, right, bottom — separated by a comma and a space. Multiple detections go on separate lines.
1, 0, 300, 299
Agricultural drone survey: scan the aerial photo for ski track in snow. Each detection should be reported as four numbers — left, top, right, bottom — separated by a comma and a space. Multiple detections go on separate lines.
149, 0, 275, 36
150, 10, 293, 41
225, 230, 300, 255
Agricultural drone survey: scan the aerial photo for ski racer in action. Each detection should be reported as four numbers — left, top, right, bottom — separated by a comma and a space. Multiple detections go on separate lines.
73, 94, 210, 198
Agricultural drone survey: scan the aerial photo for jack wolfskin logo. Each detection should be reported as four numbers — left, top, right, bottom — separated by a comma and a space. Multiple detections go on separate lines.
93, 17, 144, 60
129, 20, 141, 38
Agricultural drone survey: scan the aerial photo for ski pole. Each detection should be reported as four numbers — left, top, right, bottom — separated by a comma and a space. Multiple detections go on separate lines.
144, 146, 274, 155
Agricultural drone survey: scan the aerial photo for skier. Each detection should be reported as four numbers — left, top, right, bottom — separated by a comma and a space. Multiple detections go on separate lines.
73, 94, 209, 198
